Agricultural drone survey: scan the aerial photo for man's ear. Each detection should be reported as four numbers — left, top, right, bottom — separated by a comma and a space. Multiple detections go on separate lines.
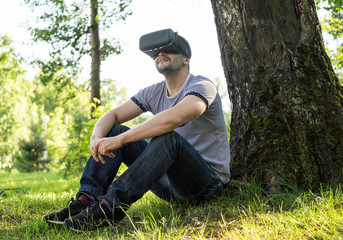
184, 57, 190, 64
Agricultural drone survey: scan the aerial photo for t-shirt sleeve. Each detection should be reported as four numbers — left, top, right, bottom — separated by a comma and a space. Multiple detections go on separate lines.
185, 79, 217, 108
131, 87, 150, 112
130, 81, 164, 113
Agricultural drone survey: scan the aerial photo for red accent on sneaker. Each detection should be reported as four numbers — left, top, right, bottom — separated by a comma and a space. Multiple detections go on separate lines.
78, 194, 93, 206
101, 200, 110, 211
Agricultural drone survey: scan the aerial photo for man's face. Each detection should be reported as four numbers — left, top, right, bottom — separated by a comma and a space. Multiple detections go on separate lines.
154, 52, 187, 75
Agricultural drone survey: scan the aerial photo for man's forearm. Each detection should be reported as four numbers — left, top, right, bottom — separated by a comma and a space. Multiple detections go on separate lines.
91, 111, 117, 141
91, 100, 145, 143
119, 112, 178, 144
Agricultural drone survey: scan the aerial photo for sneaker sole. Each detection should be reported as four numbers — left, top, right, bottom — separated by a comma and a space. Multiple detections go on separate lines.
46, 219, 65, 225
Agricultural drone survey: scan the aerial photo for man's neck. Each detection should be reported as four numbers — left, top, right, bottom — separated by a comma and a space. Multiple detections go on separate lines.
164, 69, 189, 97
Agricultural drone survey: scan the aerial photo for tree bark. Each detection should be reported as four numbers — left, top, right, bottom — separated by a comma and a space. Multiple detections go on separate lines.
211, 0, 343, 191
90, 0, 101, 115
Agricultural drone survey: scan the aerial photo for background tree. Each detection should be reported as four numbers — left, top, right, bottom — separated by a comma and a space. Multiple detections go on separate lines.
211, 0, 343, 191
0, 35, 33, 169
0, 35, 131, 172
29, 68, 91, 170
15, 122, 50, 172
24, 0, 132, 113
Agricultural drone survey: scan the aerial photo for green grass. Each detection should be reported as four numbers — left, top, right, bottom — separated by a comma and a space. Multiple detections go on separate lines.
0, 171, 342, 239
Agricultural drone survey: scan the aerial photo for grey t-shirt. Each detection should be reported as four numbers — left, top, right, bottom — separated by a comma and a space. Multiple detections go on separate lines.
131, 74, 231, 183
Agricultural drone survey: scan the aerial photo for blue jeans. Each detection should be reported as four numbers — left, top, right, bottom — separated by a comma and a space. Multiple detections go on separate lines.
78, 125, 224, 220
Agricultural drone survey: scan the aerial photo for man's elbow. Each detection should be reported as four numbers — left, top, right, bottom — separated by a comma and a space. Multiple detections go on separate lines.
166, 115, 188, 129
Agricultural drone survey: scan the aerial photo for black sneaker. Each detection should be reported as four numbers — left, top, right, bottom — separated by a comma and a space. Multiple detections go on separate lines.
44, 198, 88, 225
63, 202, 116, 231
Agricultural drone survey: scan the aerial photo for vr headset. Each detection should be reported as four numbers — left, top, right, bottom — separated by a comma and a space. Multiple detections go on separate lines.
139, 29, 191, 59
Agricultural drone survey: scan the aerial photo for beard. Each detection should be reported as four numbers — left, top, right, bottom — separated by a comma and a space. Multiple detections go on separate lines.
156, 63, 174, 75
155, 56, 184, 75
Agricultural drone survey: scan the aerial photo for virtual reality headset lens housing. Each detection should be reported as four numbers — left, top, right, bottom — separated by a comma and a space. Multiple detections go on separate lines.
139, 29, 191, 59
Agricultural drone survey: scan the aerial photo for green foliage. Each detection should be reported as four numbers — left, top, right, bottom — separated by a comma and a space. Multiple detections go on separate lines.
36, 58, 76, 89
63, 79, 130, 176
28, 71, 91, 171
101, 78, 128, 106
15, 123, 51, 172
316, 0, 343, 38
327, 45, 343, 77
63, 103, 107, 176
0, 35, 34, 168
316, 0, 343, 72
338, 72, 343, 85
24, 0, 132, 85
0, 35, 96, 170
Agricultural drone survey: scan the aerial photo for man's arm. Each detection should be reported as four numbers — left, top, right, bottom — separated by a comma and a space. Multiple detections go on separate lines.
90, 100, 144, 162
96, 94, 207, 163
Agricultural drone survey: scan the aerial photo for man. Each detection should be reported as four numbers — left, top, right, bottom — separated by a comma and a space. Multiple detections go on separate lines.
44, 29, 231, 231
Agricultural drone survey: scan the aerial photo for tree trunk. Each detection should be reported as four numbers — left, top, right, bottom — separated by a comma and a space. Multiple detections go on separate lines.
210, 0, 343, 191
90, 0, 101, 115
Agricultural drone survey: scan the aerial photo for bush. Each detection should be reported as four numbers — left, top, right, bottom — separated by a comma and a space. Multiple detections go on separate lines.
15, 123, 51, 172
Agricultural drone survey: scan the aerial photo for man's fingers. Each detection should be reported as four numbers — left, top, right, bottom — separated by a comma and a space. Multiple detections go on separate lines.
99, 154, 106, 164
91, 140, 101, 162
105, 151, 115, 158
91, 148, 99, 162
93, 154, 99, 162
91, 138, 114, 163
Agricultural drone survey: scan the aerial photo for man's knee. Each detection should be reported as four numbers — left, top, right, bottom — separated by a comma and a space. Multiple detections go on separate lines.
149, 131, 184, 153
151, 131, 179, 142
107, 125, 130, 137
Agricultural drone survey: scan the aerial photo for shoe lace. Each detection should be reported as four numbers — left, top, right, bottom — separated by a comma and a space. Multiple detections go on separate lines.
88, 202, 102, 213
67, 197, 81, 208
87, 202, 112, 219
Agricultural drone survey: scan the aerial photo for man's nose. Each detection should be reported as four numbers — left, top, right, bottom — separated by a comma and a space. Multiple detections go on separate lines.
154, 51, 167, 60
157, 52, 167, 57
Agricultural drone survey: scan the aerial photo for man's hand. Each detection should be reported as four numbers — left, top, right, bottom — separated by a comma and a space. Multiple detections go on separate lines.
89, 100, 144, 164
90, 136, 123, 164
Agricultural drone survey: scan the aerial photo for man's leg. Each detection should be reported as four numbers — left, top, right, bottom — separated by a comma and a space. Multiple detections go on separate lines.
44, 125, 148, 225
77, 125, 148, 201
64, 131, 224, 230
103, 130, 223, 206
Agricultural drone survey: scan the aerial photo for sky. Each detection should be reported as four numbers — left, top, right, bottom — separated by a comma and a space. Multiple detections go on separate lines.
0, 0, 227, 99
